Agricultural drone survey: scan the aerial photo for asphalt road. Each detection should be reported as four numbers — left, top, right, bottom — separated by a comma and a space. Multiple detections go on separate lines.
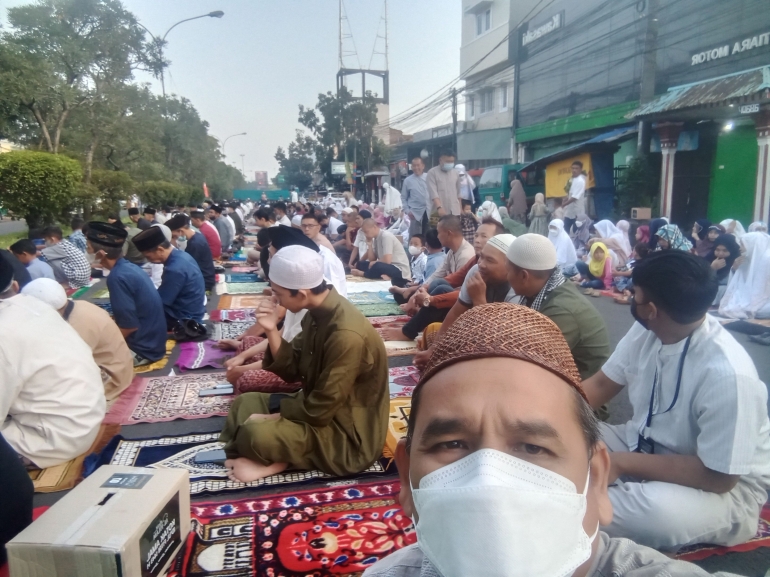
0, 218, 27, 235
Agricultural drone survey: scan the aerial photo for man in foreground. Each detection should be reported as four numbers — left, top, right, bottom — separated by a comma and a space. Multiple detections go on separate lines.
86, 222, 167, 367
220, 245, 388, 482
166, 213, 216, 291
41, 226, 91, 288
582, 251, 770, 550
365, 303, 738, 577
0, 257, 105, 468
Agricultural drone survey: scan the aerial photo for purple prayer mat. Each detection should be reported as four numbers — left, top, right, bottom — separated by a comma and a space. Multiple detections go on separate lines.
176, 340, 235, 372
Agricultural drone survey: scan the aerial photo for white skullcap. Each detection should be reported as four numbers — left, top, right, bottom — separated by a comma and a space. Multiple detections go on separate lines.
22, 278, 68, 310
269, 246, 324, 290
486, 234, 516, 255
342, 207, 354, 214
506, 233, 557, 271
152, 222, 172, 241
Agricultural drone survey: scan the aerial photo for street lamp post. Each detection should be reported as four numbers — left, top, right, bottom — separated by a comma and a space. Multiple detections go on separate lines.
221, 132, 247, 157
138, 11, 224, 99
240, 154, 246, 175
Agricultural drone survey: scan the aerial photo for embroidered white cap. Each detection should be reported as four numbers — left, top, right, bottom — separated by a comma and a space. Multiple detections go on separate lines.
506, 233, 557, 271
486, 234, 517, 256
269, 245, 325, 290
21, 278, 68, 310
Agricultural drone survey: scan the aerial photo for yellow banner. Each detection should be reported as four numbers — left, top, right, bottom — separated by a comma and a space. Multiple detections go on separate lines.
545, 153, 595, 198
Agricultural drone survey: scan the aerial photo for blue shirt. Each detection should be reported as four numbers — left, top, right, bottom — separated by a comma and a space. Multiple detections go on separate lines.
401, 173, 430, 221
26, 257, 56, 281
158, 249, 206, 323
68, 230, 87, 252
106, 257, 167, 361
184, 232, 215, 291
424, 251, 446, 282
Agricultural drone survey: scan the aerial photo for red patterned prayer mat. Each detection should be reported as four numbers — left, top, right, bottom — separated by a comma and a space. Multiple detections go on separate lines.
676, 502, 770, 561
209, 309, 257, 322
168, 481, 414, 577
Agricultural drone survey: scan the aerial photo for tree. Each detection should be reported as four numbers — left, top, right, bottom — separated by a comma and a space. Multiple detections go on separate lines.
274, 130, 316, 191
617, 155, 659, 218
0, 151, 81, 228
137, 180, 187, 208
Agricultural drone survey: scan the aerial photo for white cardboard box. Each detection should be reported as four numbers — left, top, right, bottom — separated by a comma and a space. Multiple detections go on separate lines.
8, 465, 190, 577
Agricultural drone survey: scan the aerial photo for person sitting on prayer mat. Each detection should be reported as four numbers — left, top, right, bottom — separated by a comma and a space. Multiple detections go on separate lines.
0, 256, 105, 468
21, 278, 134, 403
165, 213, 216, 292
132, 224, 206, 329
581, 251, 770, 551
365, 304, 740, 577
353, 219, 413, 288
301, 212, 336, 252
40, 226, 91, 288
85, 222, 167, 367
219, 245, 389, 483
190, 209, 221, 259
10, 238, 56, 281
137, 207, 156, 230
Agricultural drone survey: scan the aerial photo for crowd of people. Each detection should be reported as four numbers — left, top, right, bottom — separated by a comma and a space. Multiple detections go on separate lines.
1, 172, 769, 576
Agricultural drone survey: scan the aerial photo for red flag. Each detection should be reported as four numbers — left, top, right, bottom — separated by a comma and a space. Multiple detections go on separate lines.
203, 182, 210, 198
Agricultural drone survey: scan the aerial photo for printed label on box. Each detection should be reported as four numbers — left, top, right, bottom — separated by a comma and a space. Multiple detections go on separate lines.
101, 473, 153, 489
140, 492, 181, 577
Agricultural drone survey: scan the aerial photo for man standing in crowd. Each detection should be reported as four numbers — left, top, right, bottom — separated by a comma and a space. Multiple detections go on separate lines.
426, 150, 461, 217
86, 222, 167, 367
41, 226, 91, 288
166, 213, 216, 292
401, 156, 430, 236
563, 160, 586, 234
190, 209, 221, 259
133, 225, 206, 328
209, 205, 233, 252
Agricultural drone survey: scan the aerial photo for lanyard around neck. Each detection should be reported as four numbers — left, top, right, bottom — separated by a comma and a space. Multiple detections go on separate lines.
645, 334, 693, 429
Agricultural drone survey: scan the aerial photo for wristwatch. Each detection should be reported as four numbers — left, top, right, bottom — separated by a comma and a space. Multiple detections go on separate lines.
423, 296, 431, 307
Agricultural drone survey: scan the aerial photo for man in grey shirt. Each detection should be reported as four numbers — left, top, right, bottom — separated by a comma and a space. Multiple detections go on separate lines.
352, 219, 412, 287
364, 303, 740, 577
209, 205, 232, 252
426, 150, 461, 217
401, 157, 430, 236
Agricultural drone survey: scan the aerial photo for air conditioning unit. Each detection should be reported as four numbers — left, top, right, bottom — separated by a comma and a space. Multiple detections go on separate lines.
631, 207, 651, 220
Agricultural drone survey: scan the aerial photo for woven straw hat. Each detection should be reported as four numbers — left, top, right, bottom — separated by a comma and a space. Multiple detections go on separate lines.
420, 303, 585, 400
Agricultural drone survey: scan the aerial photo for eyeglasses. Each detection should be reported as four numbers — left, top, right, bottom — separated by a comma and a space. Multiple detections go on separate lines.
300, 223, 319, 230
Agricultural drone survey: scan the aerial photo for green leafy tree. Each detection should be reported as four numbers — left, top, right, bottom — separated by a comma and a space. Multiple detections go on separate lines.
274, 130, 316, 191
617, 155, 659, 218
0, 151, 82, 228
137, 180, 187, 208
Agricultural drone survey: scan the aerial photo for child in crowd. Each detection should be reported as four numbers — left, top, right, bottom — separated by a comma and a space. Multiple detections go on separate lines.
574, 241, 613, 295
423, 228, 446, 282
407, 234, 428, 285
613, 242, 650, 303
460, 200, 479, 244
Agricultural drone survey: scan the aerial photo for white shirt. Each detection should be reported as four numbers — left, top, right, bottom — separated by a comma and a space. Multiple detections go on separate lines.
291, 190, 299, 203
0, 294, 106, 468
155, 212, 168, 224
602, 317, 770, 496
224, 214, 237, 239
319, 245, 348, 298
564, 175, 586, 219
277, 215, 292, 227
328, 216, 344, 236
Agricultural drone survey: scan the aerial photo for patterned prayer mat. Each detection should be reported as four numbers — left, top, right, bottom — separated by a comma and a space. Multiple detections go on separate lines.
28, 424, 120, 493
225, 282, 270, 294
90, 288, 110, 299
676, 503, 770, 561
176, 340, 235, 372
211, 321, 254, 341
355, 303, 405, 317
167, 481, 415, 576
384, 398, 411, 460
70, 286, 91, 299
384, 340, 419, 357
368, 315, 417, 355
225, 273, 260, 283
233, 369, 301, 395
347, 291, 396, 305
230, 266, 258, 273
218, 295, 271, 310
368, 315, 411, 328
209, 309, 256, 322
94, 301, 113, 316
93, 433, 394, 496
103, 373, 233, 425
346, 280, 394, 292
134, 339, 175, 374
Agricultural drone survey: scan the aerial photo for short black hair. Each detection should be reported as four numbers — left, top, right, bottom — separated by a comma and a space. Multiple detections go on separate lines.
212, 205, 224, 214
71, 217, 84, 230
439, 149, 456, 158
480, 217, 505, 236
43, 226, 63, 240
411, 234, 425, 246
437, 215, 462, 235
256, 227, 271, 249
633, 243, 650, 259
461, 199, 473, 208
632, 251, 717, 324
288, 280, 329, 297
274, 202, 287, 212
255, 207, 276, 222
88, 239, 123, 260
10, 239, 37, 255
301, 213, 320, 224
326, 207, 337, 216
425, 228, 442, 250
572, 160, 583, 169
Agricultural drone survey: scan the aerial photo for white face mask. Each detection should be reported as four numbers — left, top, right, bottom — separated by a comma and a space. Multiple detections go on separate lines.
176, 237, 188, 250
411, 449, 597, 577
442, 162, 455, 172
408, 245, 423, 256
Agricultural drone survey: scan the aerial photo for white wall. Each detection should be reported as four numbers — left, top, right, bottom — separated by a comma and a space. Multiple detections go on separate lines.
460, 0, 510, 77
464, 67, 514, 132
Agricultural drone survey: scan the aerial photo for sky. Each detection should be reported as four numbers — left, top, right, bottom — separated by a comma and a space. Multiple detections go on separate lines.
2, 0, 462, 179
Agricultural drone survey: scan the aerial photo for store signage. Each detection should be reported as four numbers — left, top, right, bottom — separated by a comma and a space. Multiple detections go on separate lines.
522, 13, 562, 46
740, 104, 760, 114
691, 31, 770, 66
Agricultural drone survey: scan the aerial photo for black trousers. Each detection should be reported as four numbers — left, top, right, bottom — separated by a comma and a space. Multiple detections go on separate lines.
563, 216, 577, 235
356, 261, 410, 288
400, 283, 456, 340
0, 433, 33, 565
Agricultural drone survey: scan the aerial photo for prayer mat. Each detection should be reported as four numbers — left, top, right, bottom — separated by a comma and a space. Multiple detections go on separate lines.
176, 340, 235, 372
346, 280, 394, 292
103, 373, 233, 425
70, 286, 91, 299
368, 315, 411, 328
355, 303, 405, 317
383, 397, 411, 460
234, 369, 301, 395
218, 295, 270, 310
225, 282, 270, 294
211, 321, 254, 341
166, 481, 415, 576
92, 433, 393, 496
90, 288, 110, 299
676, 502, 770, 561
209, 309, 256, 322
347, 291, 396, 305
230, 266, 258, 273
94, 301, 113, 315
27, 424, 120, 493
389, 366, 420, 394
134, 339, 175, 374
225, 273, 260, 283
384, 340, 419, 357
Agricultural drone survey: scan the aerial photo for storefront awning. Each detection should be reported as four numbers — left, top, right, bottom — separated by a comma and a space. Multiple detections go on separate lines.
629, 66, 770, 119
519, 125, 636, 171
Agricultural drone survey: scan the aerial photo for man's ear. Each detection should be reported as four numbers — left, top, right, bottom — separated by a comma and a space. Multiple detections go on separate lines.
395, 438, 415, 518
590, 441, 613, 527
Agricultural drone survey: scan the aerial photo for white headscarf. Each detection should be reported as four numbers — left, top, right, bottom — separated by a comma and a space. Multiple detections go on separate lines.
748, 221, 768, 233
479, 201, 502, 224
720, 219, 746, 239
719, 232, 770, 319
456, 164, 475, 202
615, 220, 634, 258
383, 182, 402, 213
594, 220, 630, 259
548, 219, 577, 269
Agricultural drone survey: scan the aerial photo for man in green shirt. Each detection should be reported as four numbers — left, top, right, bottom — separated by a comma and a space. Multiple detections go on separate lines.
221, 245, 389, 483
506, 234, 610, 380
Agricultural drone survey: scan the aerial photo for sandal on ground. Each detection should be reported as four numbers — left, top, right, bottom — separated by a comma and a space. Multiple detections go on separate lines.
583, 288, 596, 296
614, 296, 631, 305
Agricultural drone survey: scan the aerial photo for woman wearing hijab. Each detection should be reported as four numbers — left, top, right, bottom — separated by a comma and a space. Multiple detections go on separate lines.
528, 192, 549, 236
647, 218, 667, 250
707, 234, 741, 305
720, 219, 747, 239
615, 220, 634, 260
655, 224, 693, 251
572, 214, 593, 256
634, 224, 650, 246
478, 200, 502, 224
593, 220, 630, 264
547, 219, 578, 276
749, 221, 768, 233
373, 206, 389, 229
574, 241, 612, 293
456, 164, 476, 203
719, 232, 770, 319
689, 219, 713, 257
506, 174, 528, 223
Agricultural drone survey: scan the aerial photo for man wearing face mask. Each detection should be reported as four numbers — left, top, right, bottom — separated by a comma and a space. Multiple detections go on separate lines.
165, 213, 216, 292
365, 303, 739, 577
582, 251, 770, 551
426, 150, 462, 217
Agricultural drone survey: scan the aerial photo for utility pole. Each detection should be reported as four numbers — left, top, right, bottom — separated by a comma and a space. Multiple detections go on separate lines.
451, 88, 458, 154
637, 0, 659, 157
240, 154, 245, 176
